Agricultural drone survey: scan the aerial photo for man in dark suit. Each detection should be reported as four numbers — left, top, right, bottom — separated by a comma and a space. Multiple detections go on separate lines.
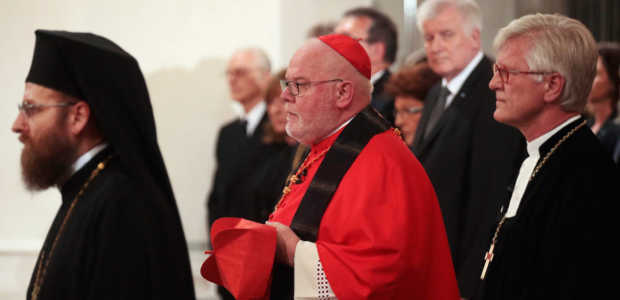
207, 47, 271, 300
335, 7, 398, 124
412, 0, 524, 298
480, 13, 618, 299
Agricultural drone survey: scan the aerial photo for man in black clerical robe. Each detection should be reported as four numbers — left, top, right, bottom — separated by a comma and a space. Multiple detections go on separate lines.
12, 30, 195, 300
478, 14, 619, 300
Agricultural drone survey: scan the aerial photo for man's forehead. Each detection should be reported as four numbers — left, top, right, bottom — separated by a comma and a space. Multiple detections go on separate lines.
228, 51, 257, 68
24, 82, 67, 102
497, 37, 530, 64
336, 16, 372, 37
287, 41, 331, 77
423, 5, 463, 30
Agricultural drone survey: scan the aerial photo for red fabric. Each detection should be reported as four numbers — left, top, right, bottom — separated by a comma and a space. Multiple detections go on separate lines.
269, 129, 460, 300
318, 34, 371, 79
201, 217, 277, 300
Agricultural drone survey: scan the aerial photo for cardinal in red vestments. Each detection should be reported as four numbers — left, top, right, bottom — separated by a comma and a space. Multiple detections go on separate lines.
202, 33, 459, 300
261, 34, 460, 300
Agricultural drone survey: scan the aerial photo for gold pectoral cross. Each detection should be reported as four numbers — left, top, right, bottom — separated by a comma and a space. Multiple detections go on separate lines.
480, 243, 495, 279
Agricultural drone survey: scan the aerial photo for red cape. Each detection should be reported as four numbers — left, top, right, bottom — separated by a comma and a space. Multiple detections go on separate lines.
270, 129, 460, 300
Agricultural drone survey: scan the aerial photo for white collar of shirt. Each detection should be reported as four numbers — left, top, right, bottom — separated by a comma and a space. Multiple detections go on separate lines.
504, 115, 581, 218
71, 143, 109, 175
526, 115, 581, 155
370, 69, 386, 85
241, 101, 266, 136
441, 51, 483, 108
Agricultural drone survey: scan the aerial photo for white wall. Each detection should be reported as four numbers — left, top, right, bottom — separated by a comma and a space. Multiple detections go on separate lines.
0, 0, 373, 249
0, 0, 368, 298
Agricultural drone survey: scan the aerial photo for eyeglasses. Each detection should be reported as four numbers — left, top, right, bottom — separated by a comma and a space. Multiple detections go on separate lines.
394, 106, 424, 118
493, 63, 554, 84
225, 68, 251, 78
280, 79, 343, 96
18, 102, 77, 118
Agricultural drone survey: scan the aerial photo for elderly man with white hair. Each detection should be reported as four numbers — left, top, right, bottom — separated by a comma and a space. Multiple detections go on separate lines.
412, 0, 524, 298
478, 13, 619, 300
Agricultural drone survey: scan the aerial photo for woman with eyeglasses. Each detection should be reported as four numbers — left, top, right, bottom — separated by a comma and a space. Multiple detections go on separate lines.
385, 61, 440, 149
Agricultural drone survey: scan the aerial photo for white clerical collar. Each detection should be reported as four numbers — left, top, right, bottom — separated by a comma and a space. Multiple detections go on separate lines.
526, 115, 581, 157
242, 101, 267, 136
441, 51, 483, 107
71, 143, 109, 175
370, 69, 386, 85
504, 115, 580, 218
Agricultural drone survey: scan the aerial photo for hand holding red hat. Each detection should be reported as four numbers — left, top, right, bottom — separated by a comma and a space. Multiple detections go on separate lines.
266, 221, 300, 266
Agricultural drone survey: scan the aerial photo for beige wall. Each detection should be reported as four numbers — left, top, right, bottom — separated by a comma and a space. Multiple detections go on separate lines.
0, 1, 372, 298
0, 0, 373, 245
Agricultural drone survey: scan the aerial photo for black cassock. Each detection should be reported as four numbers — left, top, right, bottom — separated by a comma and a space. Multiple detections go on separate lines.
27, 148, 195, 300
479, 118, 620, 300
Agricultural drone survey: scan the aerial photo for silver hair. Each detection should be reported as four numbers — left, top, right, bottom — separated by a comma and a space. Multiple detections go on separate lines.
416, 0, 483, 35
493, 13, 598, 112
234, 47, 271, 73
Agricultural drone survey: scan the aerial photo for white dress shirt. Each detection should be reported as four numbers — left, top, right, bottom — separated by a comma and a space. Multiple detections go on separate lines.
442, 51, 484, 108
505, 116, 581, 218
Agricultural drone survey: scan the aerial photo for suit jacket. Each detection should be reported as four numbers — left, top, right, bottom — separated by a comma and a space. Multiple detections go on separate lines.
479, 118, 619, 300
412, 56, 525, 297
207, 112, 270, 227
371, 69, 395, 125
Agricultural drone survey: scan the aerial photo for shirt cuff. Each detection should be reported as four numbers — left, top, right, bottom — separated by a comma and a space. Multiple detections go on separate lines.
294, 241, 337, 299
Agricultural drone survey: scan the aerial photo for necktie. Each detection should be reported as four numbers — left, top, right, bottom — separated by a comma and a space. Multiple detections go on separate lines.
239, 119, 248, 137
424, 85, 451, 139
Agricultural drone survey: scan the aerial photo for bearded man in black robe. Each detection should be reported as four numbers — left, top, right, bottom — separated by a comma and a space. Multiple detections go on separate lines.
12, 30, 195, 300
478, 14, 619, 300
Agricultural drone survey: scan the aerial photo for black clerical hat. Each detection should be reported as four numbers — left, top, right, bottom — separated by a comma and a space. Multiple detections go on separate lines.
25, 29, 176, 207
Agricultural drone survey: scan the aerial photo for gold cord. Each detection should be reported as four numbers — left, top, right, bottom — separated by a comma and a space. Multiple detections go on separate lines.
481, 120, 587, 280
273, 147, 330, 212
31, 155, 114, 300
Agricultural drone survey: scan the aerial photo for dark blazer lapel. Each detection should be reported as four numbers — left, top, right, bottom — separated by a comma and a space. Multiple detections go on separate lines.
413, 57, 493, 157
250, 110, 268, 139
455, 56, 493, 102
372, 70, 391, 98
418, 98, 461, 155
412, 83, 441, 155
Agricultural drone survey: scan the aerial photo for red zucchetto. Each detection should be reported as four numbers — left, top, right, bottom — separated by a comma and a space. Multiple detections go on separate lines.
318, 34, 371, 79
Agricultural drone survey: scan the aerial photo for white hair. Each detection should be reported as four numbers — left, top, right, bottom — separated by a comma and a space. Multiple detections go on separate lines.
416, 0, 483, 35
234, 47, 271, 73
493, 13, 598, 112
